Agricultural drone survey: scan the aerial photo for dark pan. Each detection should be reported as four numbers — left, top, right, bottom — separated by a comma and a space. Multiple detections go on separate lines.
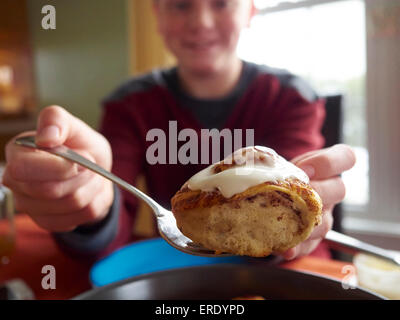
74, 264, 385, 300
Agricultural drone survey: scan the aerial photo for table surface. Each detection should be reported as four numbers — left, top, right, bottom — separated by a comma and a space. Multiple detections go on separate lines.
0, 214, 353, 300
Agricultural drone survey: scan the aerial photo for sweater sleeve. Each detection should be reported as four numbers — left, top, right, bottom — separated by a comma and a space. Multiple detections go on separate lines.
265, 82, 326, 160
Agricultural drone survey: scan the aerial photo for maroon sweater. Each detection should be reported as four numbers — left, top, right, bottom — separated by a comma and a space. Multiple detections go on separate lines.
54, 62, 328, 259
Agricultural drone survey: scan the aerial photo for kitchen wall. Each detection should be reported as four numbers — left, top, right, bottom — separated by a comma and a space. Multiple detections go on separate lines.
27, 0, 130, 128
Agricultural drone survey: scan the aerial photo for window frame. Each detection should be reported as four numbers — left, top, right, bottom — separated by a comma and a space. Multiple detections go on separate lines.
256, 0, 349, 14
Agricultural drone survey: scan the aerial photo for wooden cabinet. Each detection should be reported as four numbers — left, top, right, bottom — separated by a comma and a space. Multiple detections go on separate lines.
0, 0, 36, 161
0, 0, 36, 118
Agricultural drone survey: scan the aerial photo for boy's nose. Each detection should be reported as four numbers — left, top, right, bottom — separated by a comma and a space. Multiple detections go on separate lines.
189, 5, 216, 31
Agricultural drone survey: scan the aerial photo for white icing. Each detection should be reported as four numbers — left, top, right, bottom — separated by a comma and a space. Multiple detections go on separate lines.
187, 146, 309, 198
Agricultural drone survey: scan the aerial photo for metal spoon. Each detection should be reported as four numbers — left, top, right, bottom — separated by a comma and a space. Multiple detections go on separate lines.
15, 135, 231, 257
14, 135, 400, 265
325, 230, 400, 266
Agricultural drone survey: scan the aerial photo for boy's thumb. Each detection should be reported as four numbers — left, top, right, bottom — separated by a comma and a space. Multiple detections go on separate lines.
35, 106, 66, 148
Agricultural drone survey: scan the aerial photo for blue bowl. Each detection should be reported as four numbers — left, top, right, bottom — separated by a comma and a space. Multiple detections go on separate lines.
90, 238, 249, 287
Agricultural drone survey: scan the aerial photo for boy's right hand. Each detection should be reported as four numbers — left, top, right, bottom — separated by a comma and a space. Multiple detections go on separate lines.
1, 106, 114, 232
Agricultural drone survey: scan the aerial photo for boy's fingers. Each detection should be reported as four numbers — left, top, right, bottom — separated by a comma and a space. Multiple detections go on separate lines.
310, 177, 346, 208
29, 184, 113, 232
2, 169, 93, 200
5, 148, 79, 182
280, 207, 334, 260
307, 209, 334, 241
12, 174, 106, 216
296, 144, 356, 180
291, 148, 324, 165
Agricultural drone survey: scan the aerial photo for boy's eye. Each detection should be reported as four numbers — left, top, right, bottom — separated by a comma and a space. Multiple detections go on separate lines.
213, 0, 228, 9
168, 0, 192, 11
212, 0, 235, 10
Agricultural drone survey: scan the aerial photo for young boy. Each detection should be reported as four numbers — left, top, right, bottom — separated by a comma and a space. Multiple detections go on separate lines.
2, 0, 355, 260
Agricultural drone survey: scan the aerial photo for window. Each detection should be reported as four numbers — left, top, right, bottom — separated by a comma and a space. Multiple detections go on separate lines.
237, 0, 368, 207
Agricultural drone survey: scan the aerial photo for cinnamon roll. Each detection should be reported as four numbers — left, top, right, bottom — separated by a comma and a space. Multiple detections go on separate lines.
171, 146, 323, 257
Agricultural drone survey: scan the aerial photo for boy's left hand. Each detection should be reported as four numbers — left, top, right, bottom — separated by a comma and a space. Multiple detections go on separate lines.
281, 144, 356, 260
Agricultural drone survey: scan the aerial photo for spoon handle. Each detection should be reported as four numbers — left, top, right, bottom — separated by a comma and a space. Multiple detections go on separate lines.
325, 230, 400, 266
15, 135, 162, 215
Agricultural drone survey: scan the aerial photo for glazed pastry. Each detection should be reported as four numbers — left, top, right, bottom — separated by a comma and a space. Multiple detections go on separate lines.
171, 146, 323, 257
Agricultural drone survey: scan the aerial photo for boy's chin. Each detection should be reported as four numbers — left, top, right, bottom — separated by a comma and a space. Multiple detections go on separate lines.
182, 60, 228, 77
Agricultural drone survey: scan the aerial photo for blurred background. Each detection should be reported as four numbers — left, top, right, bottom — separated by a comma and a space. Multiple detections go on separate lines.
0, 0, 399, 249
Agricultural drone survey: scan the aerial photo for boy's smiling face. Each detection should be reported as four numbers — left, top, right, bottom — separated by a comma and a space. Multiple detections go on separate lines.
153, 0, 255, 76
